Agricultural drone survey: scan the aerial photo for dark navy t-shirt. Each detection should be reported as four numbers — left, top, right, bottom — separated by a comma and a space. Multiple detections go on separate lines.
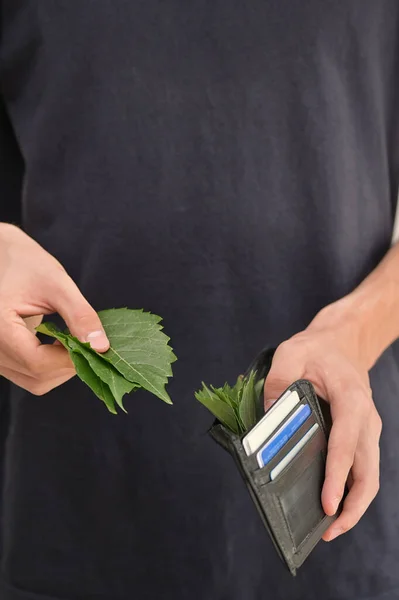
1, 2, 399, 599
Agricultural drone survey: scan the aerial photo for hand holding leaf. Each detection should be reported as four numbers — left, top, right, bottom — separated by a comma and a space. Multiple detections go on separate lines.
37, 308, 177, 413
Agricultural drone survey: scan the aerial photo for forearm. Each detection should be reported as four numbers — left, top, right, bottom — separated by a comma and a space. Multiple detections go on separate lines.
309, 242, 399, 370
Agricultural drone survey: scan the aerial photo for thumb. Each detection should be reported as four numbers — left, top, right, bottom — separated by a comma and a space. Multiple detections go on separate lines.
264, 351, 303, 410
51, 272, 110, 353
264, 372, 291, 411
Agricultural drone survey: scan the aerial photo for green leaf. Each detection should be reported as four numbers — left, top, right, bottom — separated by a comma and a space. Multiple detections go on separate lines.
211, 386, 241, 430
36, 322, 117, 413
195, 383, 240, 434
254, 377, 265, 399
36, 308, 176, 413
239, 371, 258, 431
98, 308, 176, 405
195, 369, 265, 434
233, 375, 245, 397
213, 385, 246, 433
69, 352, 117, 414
254, 377, 266, 421
36, 322, 69, 345
221, 382, 238, 409
211, 385, 236, 409
66, 336, 138, 413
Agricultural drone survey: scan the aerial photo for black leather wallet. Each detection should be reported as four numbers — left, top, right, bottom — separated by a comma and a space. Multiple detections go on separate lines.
209, 348, 337, 575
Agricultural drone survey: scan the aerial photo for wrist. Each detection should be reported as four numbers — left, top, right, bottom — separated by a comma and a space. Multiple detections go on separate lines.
308, 272, 399, 370
349, 270, 399, 368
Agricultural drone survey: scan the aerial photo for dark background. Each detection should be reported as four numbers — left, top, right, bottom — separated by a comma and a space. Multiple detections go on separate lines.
0, 95, 23, 559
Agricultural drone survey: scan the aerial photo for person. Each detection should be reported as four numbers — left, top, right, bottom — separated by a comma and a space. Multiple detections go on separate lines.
0, 2, 398, 599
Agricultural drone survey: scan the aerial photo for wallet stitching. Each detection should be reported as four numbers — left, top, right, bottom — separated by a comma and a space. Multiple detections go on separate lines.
295, 513, 330, 554
275, 495, 297, 549
293, 514, 336, 567
274, 493, 331, 562
257, 486, 292, 563
254, 485, 291, 560
245, 456, 293, 566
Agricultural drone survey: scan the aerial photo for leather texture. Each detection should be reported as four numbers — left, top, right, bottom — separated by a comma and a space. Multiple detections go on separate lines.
209, 348, 338, 575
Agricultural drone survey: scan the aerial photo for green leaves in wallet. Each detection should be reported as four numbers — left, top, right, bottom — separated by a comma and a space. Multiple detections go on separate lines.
195, 370, 265, 434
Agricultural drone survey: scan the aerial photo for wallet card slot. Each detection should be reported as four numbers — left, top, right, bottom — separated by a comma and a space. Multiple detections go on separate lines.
266, 417, 325, 489
253, 411, 320, 485
245, 395, 316, 473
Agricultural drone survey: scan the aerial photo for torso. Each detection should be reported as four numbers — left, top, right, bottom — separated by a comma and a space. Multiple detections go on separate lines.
1, 2, 399, 598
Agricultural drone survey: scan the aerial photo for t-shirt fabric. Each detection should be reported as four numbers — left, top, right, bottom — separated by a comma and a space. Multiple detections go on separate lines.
1, 2, 399, 599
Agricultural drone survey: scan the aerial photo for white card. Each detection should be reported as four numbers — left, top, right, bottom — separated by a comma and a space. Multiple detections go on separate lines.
242, 390, 300, 456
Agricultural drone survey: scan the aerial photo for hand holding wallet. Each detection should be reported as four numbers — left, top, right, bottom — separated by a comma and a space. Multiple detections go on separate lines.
202, 347, 338, 575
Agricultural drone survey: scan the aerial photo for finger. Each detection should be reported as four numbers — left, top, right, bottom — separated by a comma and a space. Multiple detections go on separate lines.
322, 414, 359, 516
322, 388, 363, 515
0, 363, 76, 396
323, 466, 379, 541
34, 343, 75, 373
264, 397, 277, 411
321, 374, 369, 516
264, 345, 304, 409
322, 372, 369, 515
0, 313, 74, 376
323, 418, 381, 540
48, 271, 110, 352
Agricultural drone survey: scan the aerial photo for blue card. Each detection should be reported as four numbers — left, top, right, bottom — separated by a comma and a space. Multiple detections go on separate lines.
256, 403, 312, 468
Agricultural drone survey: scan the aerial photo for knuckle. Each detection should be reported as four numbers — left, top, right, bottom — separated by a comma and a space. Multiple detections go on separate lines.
278, 336, 307, 356
334, 517, 354, 535
273, 341, 290, 361
275, 338, 299, 359
339, 522, 352, 534
69, 306, 98, 327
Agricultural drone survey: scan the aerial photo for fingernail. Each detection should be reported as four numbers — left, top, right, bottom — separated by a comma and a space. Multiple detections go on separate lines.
85, 331, 109, 351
